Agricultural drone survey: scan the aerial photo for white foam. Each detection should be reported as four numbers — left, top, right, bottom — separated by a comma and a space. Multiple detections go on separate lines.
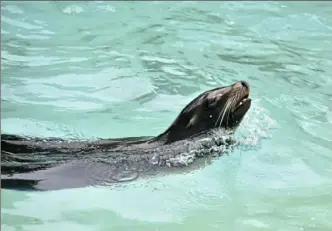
62, 5, 84, 15
237, 100, 277, 146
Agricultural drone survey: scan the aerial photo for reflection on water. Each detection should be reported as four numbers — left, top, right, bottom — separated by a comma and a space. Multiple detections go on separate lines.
1, 1, 332, 230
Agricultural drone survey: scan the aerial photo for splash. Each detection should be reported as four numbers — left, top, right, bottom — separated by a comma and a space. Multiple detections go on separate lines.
164, 129, 236, 168
236, 99, 277, 148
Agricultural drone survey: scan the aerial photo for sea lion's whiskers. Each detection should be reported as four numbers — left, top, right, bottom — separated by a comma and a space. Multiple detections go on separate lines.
218, 100, 232, 128
226, 105, 232, 127
215, 100, 229, 127
214, 105, 226, 126
226, 90, 246, 126
215, 100, 228, 126
225, 96, 237, 127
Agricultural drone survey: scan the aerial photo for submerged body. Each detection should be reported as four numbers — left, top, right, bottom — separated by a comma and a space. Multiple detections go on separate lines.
1, 81, 251, 191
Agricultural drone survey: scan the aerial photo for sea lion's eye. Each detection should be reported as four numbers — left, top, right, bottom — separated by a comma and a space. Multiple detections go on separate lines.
208, 98, 217, 108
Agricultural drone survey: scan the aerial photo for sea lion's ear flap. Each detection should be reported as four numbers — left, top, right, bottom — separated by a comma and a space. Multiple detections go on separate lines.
187, 115, 198, 129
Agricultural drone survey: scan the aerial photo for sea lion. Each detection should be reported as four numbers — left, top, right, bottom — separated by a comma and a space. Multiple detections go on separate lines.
1, 80, 251, 191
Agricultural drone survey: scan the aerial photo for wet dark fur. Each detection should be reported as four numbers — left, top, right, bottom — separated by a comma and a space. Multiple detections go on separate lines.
1, 81, 251, 191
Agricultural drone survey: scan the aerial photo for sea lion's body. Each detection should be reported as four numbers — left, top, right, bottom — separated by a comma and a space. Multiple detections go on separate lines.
1, 130, 235, 191
1, 81, 251, 191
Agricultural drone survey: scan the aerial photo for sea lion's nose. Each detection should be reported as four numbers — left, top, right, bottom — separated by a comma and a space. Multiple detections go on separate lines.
240, 81, 249, 89
234, 81, 250, 89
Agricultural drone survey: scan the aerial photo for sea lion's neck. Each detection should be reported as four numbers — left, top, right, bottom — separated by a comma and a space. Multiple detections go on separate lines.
110, 129, 181, 151
147, 120, 190, 145
114, 133, 169, 151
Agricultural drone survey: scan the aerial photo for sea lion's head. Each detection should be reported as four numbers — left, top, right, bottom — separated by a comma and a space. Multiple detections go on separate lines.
161, 81, 251, 144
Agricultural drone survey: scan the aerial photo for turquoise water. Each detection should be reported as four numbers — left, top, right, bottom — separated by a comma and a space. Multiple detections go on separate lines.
1, 1, 332, 230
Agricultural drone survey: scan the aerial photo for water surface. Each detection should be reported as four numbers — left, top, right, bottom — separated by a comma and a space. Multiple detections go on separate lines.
1, 1, 332, 230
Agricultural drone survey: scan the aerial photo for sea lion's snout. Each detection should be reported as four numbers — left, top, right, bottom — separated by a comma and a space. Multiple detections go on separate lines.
233, 80, 250, 93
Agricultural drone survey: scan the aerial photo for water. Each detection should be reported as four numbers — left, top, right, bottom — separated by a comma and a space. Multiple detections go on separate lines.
1, 1, 332, 230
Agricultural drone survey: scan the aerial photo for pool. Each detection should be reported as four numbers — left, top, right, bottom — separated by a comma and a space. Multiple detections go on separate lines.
1, 1, 332, 230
